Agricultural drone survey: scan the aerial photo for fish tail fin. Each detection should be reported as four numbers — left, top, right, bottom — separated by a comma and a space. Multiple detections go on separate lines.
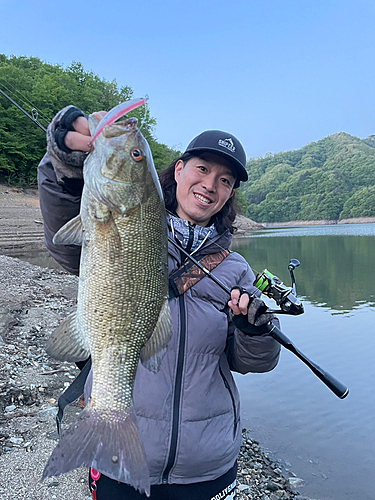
42, 407, 150, 496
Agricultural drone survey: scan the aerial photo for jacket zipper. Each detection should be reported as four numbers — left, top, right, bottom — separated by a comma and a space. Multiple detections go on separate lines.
162, 223, 195, 483
181, 223, 195, 263
162, 292, 187, 483
219, 366, 238, 438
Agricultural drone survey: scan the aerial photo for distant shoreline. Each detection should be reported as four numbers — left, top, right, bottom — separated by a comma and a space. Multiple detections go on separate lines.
233, 215, 375, 236
0, 185, 374, 245
263, 217, 375, 228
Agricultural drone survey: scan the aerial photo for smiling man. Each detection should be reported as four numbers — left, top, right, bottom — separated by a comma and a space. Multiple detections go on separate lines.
174, 153, 236, 227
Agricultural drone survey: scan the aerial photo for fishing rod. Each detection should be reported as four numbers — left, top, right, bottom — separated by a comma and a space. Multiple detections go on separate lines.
0, 88, 47, 132
6, 92, 348, 399
168, 236, 349, 399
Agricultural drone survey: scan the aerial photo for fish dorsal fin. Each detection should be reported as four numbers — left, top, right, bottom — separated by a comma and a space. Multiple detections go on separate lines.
46, 311, 90, 362
140, 298, 173, 374
53, 215, 84, 246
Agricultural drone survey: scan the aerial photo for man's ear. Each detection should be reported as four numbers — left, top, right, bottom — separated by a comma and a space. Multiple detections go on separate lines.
174, 159, 184, 182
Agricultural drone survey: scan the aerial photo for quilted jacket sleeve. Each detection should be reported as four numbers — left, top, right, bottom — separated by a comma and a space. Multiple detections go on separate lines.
37, 154, 82, 275
37, 106, 87, 275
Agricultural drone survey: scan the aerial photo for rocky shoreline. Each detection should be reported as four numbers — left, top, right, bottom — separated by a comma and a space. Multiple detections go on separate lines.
0, 255, 89, 499
0, 185, 318, 499
236, 431, 312, 500
0, 258, 313, 500
263, 217, 375, 228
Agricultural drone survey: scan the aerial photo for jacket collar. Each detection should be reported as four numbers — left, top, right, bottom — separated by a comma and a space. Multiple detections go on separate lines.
167, 213, 232, 258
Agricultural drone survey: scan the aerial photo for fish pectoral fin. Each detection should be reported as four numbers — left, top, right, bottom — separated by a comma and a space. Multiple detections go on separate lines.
46, 312, 90, 362
52, 215, 84, 246
140, 298, 173, 374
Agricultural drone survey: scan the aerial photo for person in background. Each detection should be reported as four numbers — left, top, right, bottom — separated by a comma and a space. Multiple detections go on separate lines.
37, 105, 281, 500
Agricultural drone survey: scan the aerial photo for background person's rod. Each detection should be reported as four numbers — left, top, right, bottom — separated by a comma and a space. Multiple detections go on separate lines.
168, 236, 349, 399
0, 88, 47, 132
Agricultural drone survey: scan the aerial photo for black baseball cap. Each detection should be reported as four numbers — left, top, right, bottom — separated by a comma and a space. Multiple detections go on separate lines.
184, 130, 248, 188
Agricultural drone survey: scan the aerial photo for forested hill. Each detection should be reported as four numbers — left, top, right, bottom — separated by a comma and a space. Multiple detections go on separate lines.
0, 54, 180, 185
242, 132, 375, 222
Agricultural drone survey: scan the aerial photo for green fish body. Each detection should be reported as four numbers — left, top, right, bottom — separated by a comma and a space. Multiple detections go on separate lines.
43, 115, 172, 496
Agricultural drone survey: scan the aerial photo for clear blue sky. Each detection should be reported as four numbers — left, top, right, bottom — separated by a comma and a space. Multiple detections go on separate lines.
0, 0, 374, 159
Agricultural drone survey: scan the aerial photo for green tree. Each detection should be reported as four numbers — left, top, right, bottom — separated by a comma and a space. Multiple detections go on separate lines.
234, 188, 249, 215
340, 186, 375, 218
243, 131, 375, 222
0, 55, 179, 184
148, 140, 181, 172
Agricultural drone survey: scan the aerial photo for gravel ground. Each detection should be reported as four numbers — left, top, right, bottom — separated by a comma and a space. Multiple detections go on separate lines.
0, 257, 316, 500
0, 186, 316, 500
0, 255, 89, 500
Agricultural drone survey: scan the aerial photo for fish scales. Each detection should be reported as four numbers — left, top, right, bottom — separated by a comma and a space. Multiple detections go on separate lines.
82, 191, 168, 413
42, 109, 172, 496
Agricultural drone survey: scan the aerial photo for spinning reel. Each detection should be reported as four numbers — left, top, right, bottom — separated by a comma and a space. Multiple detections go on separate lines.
253, 259, 304, 316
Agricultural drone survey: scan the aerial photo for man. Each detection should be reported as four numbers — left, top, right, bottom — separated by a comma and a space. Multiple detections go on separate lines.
38, 106, 280, 499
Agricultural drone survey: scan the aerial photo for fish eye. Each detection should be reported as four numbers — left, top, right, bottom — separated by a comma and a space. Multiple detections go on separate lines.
131, 148, 143, 161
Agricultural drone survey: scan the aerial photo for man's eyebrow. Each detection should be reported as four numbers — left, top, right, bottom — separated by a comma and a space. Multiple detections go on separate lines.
198, 158, 236, 179
222, 169, 236, 178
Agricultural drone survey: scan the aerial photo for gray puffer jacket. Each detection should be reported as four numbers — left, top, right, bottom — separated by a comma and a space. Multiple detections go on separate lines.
134, 221, 280, 485
37, 114, 280, 485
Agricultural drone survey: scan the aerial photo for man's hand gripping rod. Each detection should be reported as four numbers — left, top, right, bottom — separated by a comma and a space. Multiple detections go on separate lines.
168, 237, 349, 399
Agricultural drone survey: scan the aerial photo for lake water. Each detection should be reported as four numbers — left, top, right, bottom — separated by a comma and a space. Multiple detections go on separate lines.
231, 224, 375, 500
8, 224, 375, 499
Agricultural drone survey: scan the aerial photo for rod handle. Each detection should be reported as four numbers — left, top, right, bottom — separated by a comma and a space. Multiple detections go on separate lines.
268, 324, 349, 399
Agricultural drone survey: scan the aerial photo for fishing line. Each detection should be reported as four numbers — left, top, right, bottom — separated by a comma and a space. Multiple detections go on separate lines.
0, 78, 51, 123
0, 85, 47, 132
207, 235, 262, 276
0, 79, 51, 127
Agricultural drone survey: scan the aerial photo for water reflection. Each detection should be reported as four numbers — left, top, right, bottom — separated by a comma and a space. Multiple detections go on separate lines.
232, 224, 375, 500
5, 225, 375, 312
231, 224, 375, 313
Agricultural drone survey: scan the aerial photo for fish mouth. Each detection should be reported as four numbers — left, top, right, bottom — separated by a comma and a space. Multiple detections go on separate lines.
113, 116, 138, 130
103, 117, 139, 138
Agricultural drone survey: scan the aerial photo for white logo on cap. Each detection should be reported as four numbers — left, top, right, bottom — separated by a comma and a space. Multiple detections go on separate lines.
218, 138, 236, 153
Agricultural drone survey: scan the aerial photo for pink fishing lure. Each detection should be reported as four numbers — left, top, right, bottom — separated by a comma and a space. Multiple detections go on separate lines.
90, 96, 148, 144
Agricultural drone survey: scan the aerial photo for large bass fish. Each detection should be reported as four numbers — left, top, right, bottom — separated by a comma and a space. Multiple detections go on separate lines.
42, 100, 172, 496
